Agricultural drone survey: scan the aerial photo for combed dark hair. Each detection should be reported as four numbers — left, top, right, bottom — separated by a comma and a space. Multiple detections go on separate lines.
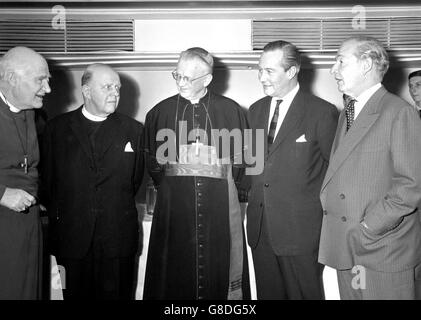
345, 36, 389, 80
263, 40, 301, 72
179, 47, 214, 73
409, 70, 421, 80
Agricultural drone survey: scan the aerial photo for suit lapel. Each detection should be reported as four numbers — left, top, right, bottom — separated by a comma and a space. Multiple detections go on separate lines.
268, 90, 305, 157
253, 96, 271, 155
331, 111, 347, 155
321, 87, 386, 191
69, 107, 96, 168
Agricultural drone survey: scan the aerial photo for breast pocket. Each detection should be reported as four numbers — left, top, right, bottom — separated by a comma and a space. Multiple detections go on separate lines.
293, 141, 317, 167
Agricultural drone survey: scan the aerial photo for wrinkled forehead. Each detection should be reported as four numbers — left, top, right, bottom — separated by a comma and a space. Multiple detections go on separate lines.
337, 40, 358, 58
20, 56, 50, 78
91, 68, 121, 85
176, 56, 208, 75
259, 49, 284, 68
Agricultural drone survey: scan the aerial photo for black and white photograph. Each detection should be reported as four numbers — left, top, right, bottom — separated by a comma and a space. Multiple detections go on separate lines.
0, 0, 421, 310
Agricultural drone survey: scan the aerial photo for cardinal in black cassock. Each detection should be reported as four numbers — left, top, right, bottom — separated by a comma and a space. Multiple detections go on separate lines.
143, 47, 250, 300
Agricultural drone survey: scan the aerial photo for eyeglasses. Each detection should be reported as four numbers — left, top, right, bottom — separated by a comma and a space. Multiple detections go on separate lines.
172, 70, 209, 84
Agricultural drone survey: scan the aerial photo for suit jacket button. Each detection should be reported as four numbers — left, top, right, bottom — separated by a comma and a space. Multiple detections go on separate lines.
323, 210, 327, 215
259, 203, 263, 208
341, 216, 347, 222
339, 193, 345, 199
264, 183, 269, 187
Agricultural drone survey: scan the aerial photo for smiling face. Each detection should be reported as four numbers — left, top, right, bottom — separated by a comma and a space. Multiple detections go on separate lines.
83, 66, 121, 117
409, 75, 421, 107
175, 57, 211, 101
258, 49, 296, 98
330, 40, 367, 97
9, 56, 51, 110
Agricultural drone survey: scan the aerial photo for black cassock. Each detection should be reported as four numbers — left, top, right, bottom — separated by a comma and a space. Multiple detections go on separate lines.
143, 91, 250, 299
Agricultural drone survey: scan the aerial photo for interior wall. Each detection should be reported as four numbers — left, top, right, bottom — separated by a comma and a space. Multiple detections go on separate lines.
44, 65, 418, 124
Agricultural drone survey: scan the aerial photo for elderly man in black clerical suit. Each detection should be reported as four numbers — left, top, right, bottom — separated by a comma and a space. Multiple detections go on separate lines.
41, 63, 144, 299
0, 46, 51, 299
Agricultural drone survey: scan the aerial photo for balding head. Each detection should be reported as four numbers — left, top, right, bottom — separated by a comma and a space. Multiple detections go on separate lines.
0, 46, 51, 110
81, 63, 121, 117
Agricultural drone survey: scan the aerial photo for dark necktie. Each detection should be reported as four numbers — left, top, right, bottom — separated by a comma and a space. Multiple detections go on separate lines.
343, 94, 356, 131
267, 99, 282, 145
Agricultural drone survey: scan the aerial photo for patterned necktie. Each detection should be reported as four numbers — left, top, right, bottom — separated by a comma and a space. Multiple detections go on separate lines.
343, 94, 356, 131
267, 99, 282, 145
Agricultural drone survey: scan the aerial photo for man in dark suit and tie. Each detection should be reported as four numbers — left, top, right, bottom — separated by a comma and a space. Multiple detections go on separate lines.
408, 70, 421, 117
319, 36, 421, 299
246, 40, 339, 299
41, 63, 144, 299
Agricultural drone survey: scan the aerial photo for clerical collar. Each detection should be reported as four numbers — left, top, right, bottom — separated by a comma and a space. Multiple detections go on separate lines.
188, 89, 208, 104
82, 106, 107, 122
0, 91, 21, 113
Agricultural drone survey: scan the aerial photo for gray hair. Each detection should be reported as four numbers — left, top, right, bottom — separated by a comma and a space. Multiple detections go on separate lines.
345, 36, 389, 80
179, 47, 214, 74
0, 46, 35, 80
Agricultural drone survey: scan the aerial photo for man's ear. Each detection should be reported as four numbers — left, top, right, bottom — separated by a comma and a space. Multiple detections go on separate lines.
4, 70, 17, 86
362, 56, 374, 76
204, 74, 213, 87
82, 84, 91, 99
286, 66, 298, 80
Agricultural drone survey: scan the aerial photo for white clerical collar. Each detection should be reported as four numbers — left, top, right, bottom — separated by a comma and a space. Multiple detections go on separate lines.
0, 91, 21, 113
189, 89, 208, 104
82, 106, 107, 122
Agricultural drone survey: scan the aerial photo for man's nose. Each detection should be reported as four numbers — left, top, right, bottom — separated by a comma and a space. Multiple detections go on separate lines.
43, 80, 51, 93
330, 63, 338, 75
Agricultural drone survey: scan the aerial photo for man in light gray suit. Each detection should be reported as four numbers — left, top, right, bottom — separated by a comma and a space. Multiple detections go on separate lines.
318, 36, 421, 299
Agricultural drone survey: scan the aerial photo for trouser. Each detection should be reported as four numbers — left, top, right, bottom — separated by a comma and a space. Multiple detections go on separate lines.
337, 264, 421, 300
252, 215, 324, 300
56, 247, 136, 300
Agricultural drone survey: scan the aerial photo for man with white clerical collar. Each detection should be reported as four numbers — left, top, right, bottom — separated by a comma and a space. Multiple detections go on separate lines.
41, 63, 144, 299
0, 46, 51, 299
143, 47, 250, 300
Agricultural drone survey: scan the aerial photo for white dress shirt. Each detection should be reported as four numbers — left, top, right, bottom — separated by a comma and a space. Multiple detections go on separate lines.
353, 83, 382, 120
267, 84, 300, 141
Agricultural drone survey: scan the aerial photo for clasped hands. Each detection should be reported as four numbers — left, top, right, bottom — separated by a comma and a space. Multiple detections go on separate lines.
0, 187, 37, 212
